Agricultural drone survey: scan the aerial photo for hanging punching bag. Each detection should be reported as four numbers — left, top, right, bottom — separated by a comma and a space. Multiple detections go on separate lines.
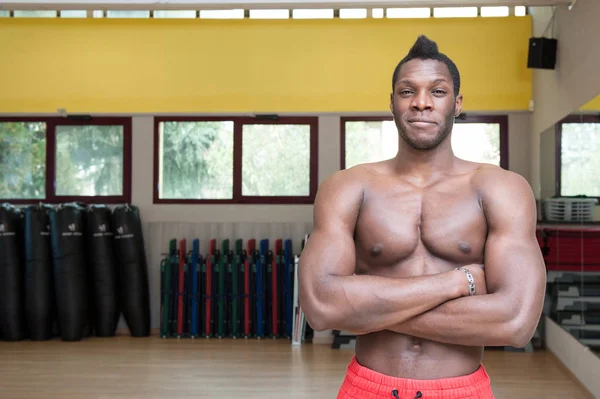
112, 204, 150, 337
86, 205, 120, 337
0, 203, 26, 341
50, 203, 89, 341
24, 204, 56, 341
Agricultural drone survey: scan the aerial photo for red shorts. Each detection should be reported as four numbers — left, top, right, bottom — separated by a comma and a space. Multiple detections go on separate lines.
337, 356, 495, 399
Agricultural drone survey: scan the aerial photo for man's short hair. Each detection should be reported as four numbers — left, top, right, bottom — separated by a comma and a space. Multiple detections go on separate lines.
392, 35, 461, 97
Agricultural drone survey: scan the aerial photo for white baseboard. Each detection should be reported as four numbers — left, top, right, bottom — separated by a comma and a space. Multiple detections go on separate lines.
545, 316, 600, 398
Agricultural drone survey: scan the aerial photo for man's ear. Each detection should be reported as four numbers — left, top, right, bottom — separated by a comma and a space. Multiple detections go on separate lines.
455, 94, 463, 117
389, 93, 394, 114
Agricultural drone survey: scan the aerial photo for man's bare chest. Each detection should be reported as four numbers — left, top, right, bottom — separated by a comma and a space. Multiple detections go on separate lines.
353, 179, 488, 272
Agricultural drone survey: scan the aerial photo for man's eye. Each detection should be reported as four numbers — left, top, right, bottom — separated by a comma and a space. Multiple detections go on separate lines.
399, 90, 413, 95
432, 90, 446, 95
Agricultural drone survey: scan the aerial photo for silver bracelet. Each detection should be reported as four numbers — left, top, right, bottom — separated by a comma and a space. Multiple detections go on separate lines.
456, 267, 476, 296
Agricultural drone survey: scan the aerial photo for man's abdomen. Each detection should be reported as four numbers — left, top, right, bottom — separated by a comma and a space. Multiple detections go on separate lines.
355, 330, 484, 380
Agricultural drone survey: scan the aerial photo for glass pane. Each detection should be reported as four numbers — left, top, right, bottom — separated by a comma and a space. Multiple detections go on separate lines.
345, 121, 397, 169
93, 10, 104, 18
451, 123, 501, 166
387, 8, 430, 18
292, 9, 334, 19
106, 10, 150, 18
200, 9, 244, 19
249, 9, 289, 19
515, 6, 527, 17
433, 7, 478, 18
372, 8, 384, 18
61, 10, 88, 18
561, 123, 600, 197
158, 121, 233, 200
55, 125, 124, 196
481, 6, 509, 17
242, 124, 311, 196
0, 122, 46, 199
154, 10, 197, 18
339, 9, 367, 19
14, 10, 57, 18
0, 11, 10, 17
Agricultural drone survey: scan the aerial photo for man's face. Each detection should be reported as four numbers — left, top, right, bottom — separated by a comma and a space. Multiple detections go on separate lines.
389, 59, 463, 151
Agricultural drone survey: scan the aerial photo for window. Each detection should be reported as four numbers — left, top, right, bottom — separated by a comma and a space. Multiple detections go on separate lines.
481, 6, 509, 17
433, 7, 478, 18
387, 8, 430, 18
0, 117, 132, 204
154, 10, 197, 19
249, 9, 289, 19
60, 10, 88, 18
106, 10, 150, 18
13, 10, 58, 18
556, 115, 600, 198
339, 9, 367, 19
292, 9, 334, 19
515, 6, 527, 17
154, 117, 318, 204
199, 9, 244, 19
341, 115, 507, 170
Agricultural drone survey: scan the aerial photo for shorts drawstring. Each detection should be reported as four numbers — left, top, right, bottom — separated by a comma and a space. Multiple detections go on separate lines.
391, 389, 423, 398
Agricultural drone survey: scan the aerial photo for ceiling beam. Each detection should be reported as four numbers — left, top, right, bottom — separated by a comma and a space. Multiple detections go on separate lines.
0, 0, 573, 11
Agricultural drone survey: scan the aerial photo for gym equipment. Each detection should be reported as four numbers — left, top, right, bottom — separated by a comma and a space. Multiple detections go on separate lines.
157, 236, 313, 341
112, 204, 150, 337
230, 239, 243, 338
244, 239, 256, 338
86, 205, 120, 337
256, 239, 268, 338
283, 239, 294, 339
50, 203, 89, 341
160, 239, 176, 338
176, 239, 187, 338
204, 239, 217, 338
0, 203, 26, 341
24, 204, 55, 341
189, 239, 201, 338
216, 239, 228, 338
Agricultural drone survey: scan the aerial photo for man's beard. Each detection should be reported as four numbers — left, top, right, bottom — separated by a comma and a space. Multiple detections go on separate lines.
396, 107, 455, 151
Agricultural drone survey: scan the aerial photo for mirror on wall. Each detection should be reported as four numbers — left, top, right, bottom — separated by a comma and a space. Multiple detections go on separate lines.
539, 94, 600, 357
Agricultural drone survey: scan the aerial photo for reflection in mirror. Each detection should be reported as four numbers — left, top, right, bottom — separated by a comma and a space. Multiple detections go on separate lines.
539, 94, 600, 357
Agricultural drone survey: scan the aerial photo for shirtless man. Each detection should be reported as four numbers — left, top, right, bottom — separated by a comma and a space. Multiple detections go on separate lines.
298, 35, 547, 399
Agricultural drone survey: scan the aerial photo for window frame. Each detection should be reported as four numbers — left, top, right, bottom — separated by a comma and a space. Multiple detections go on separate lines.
153, 116, 319, 205
340, 114, 508, 170
0, 116, 132, 205
555, 114, 600, 199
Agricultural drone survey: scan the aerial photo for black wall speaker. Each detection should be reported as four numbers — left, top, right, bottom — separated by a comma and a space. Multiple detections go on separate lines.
527, 37, 558, 69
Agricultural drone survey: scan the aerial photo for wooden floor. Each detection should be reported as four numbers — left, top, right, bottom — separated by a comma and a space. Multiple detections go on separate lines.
0, 335, 593, 399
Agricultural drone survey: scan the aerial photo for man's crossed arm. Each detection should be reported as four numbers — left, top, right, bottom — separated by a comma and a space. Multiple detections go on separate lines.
298, 168, 547, 348
391, 170, 546, 347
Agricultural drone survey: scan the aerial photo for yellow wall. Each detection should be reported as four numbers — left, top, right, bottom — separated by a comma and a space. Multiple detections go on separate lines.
582, 95, 600, 111
0, 17, 532, 114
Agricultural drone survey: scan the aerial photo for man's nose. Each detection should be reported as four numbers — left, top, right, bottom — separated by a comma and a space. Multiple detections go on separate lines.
411, 91, 433, 111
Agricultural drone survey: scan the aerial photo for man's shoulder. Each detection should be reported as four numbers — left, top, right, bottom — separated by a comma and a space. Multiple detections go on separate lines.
470, 165, 536, 221
471, 164, 532, 197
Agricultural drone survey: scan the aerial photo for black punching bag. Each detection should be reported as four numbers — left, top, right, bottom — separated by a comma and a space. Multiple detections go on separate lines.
86, 205, 120, 337
24, 204, 56, 341
50, 203, 89, 341
0, 203, 26, 341
112, 204, 150, 337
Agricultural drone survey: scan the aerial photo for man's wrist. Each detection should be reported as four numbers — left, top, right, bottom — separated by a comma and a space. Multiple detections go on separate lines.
455, 267, 476, 296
